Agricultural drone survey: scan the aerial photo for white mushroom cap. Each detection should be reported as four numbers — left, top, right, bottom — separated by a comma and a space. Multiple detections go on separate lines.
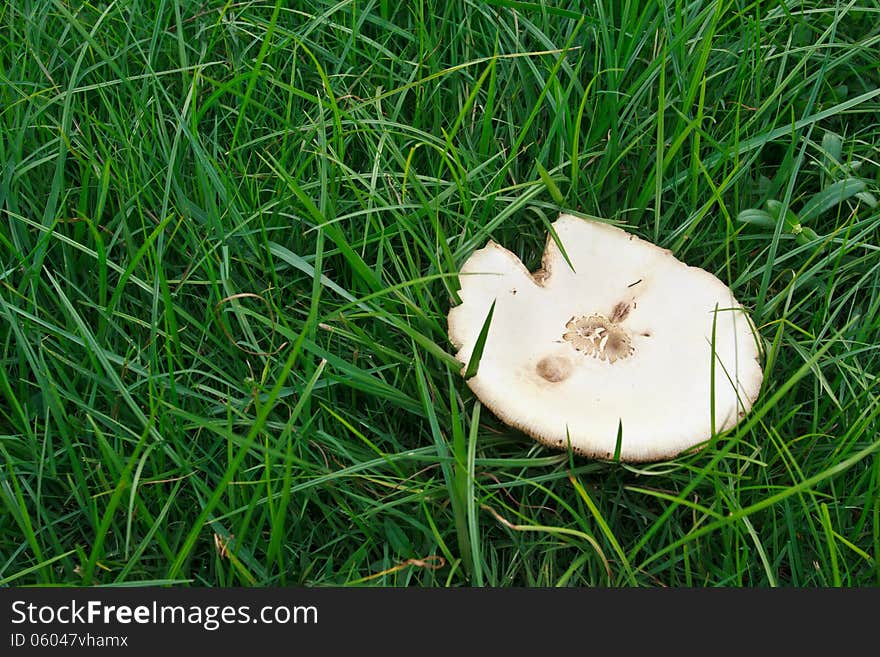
448, 214, 763, 462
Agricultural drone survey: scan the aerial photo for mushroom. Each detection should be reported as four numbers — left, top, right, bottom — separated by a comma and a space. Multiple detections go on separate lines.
447, 214, 763, 462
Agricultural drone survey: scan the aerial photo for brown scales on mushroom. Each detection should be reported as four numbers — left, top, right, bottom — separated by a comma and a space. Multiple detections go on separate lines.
610, 301, 631, 322
562, 314, 634, 363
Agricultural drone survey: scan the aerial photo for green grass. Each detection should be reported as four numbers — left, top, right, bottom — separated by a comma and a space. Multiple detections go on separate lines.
1, 0, 879, 587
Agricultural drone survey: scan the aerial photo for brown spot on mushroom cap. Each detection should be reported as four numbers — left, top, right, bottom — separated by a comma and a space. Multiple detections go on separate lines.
610, 301, 631, 323
536, 355, 572, 382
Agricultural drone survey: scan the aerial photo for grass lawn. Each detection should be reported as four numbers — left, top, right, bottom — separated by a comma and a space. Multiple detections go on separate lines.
1, 1, 879, 587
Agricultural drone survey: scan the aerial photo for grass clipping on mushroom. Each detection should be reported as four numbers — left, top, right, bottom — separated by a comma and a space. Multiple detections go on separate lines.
448, 214, 764, 463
